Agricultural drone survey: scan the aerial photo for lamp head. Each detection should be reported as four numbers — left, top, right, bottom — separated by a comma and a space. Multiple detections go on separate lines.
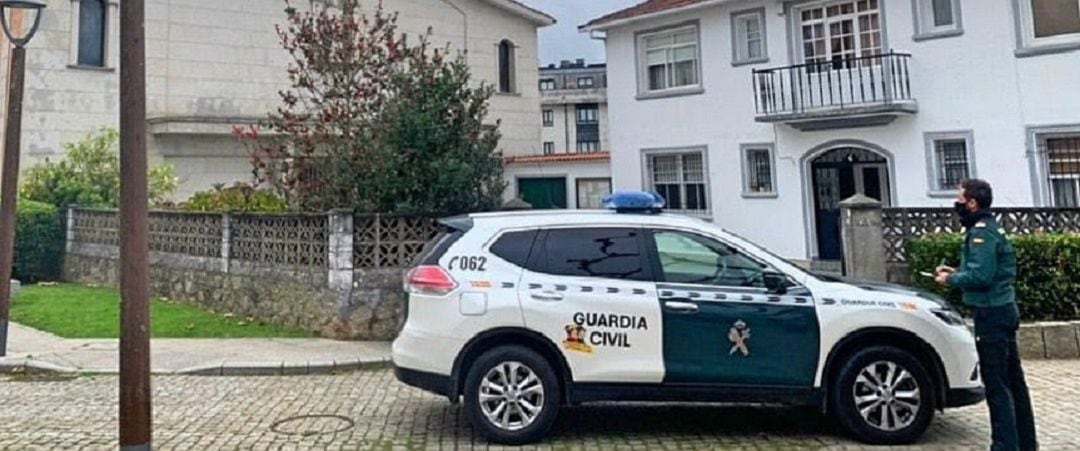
0, 0, 46, 48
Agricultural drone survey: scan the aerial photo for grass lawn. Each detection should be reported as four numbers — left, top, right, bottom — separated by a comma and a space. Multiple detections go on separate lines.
11, 283, 313, 339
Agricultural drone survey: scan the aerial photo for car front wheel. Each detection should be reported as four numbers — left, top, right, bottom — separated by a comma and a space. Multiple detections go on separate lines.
463, 345, 560, 445
832, 346, 936, 445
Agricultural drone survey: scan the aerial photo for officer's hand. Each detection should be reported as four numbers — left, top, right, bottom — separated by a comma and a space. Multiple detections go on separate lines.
934, 271, 950, 286
935, 265, 955, 274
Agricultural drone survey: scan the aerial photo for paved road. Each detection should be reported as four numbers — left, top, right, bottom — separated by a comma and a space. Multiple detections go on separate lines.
2, 361, 1078, 450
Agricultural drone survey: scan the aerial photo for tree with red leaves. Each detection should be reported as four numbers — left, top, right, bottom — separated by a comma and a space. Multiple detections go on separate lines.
240, 0, 505, 214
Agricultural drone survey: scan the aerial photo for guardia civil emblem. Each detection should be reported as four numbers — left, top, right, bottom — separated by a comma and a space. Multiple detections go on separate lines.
728, 320, 751, 356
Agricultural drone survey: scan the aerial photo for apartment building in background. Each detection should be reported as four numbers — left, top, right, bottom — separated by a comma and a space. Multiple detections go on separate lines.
584, 0, 1080, 262
503, 59, 613, 209
0, 0, 553, 199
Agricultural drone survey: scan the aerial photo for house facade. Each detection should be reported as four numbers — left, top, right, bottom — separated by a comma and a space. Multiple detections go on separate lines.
584, 0, 1080, 262
0, 0, 553, 199
503, 59, 613, 209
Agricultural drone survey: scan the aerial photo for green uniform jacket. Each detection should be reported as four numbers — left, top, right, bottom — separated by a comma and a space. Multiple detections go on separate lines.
946, 213, 1017, 307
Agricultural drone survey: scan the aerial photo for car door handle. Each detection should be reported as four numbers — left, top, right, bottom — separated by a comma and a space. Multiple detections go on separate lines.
663, 301, 699, 313
531, 291, 564, 302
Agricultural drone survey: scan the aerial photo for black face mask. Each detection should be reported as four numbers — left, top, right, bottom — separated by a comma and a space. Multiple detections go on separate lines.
954, 201, 977, 227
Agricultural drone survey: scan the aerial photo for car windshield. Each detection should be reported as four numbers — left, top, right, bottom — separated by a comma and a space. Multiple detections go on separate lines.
700, 224, 816, 281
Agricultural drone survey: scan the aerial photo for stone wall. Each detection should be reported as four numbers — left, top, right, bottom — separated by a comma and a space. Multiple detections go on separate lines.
63, 209, 438, 340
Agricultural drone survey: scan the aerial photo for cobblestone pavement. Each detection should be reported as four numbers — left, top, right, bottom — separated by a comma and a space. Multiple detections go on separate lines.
1, 361, 1078, 450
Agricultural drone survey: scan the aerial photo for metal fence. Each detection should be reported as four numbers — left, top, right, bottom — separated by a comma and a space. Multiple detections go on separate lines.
882, 207, 1080, 263
69, 208, 439, 270
753, 51, 913, 118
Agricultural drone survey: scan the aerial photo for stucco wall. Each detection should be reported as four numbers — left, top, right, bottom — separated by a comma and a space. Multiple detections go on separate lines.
603, 0, 1080, 259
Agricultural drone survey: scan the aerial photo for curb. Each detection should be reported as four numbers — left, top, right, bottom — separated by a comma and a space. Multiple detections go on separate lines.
1, 356, 392, 377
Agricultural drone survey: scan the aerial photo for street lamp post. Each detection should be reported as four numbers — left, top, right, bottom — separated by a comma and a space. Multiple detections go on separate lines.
0, 0, 45, 358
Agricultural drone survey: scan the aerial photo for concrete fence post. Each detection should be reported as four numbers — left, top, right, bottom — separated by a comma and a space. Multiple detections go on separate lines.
220, 213, 232, 273
327, 210, 355, 298
840, 194, 887, 282
65, 207, 76, 253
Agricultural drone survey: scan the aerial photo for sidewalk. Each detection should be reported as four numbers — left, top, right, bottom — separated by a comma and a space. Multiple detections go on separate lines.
0, 322, 392, 376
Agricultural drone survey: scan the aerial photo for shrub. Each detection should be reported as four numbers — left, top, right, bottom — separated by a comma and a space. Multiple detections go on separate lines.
906, 233, 1080, 321
14, 200, 64, 282
181, 183, 288, 213
20, 128, 178, 208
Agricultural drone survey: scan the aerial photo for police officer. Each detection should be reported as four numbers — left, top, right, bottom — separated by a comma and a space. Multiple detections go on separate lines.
935, 179, 1037, 451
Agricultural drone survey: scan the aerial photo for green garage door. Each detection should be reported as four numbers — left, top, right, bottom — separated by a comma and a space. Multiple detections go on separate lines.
518, 177, 567, 209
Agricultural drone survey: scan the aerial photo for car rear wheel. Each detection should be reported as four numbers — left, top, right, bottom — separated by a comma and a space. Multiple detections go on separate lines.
831, 346, 936, 445
464, 345, 560, 445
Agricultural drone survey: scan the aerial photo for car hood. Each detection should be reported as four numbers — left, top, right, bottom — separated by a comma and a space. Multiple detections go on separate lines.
813, 273, 949, 308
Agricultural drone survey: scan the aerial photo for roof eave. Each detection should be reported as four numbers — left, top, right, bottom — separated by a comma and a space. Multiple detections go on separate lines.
485, 0, 557, 27
580, 0, 729, 33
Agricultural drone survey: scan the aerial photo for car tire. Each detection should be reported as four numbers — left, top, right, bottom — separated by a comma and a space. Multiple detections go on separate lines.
831, 345, 936, 445
463, 345, 560, 445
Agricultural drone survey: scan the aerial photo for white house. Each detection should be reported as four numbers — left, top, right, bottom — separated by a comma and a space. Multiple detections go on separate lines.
583, 0, 1080, 263
0, 0, 553, 199
502, 59, 614, 209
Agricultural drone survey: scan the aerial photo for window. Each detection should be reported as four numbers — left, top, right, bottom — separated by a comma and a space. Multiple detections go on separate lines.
732, 9, 768, 64
498, 40, 516, 94
577, 77, 595, 88
741, 145, 776, 196
798, 0, 882, 69
576, 104, 599, 124
913, 0, 962, 39
925, 131, 974, 194
651, 230, 767, 288
539, 79, 556, 91
1045, 136, 1080, 207
77, 0, 107, 67
638, 24, 701, 95
543, 142, 555, 155
576, 141, 600, 153
645, 151, 709, 215
542, 109, 554, 127
1016, 0, 1080, 53
490, 230, 538, 268
542, 228, 647, 281
576, 178, 612, 209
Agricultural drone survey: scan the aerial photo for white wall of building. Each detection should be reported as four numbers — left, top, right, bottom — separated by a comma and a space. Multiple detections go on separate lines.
602, 0, 1080, 259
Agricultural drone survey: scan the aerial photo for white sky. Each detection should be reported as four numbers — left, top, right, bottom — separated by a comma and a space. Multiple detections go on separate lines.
517, 0, 642, 65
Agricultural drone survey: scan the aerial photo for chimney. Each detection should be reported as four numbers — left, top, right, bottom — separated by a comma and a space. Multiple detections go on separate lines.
576, 58, 585, 67
560, 60, 572, 68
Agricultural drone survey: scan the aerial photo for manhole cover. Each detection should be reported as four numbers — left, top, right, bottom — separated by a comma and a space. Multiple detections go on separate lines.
270, 414, 355, 436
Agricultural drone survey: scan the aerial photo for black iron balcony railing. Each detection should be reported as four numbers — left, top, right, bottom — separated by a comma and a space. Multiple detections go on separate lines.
752, 51, 914, 120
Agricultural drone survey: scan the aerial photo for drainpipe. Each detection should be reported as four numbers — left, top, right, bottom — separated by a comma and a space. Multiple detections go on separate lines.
437, 0, 468, 62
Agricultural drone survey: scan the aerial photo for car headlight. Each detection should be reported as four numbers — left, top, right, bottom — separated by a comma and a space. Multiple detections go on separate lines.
931, 308, 966, 327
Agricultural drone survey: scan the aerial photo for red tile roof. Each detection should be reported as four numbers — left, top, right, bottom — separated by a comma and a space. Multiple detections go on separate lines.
504, 152, 611, 165
581, 0, 708, 30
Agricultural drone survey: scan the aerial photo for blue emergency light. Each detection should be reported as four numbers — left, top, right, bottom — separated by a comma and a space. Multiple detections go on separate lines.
603, 190, 666, 214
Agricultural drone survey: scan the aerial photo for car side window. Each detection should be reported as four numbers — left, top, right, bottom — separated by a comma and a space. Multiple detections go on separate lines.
489, 230, 538, 268
542, 228, 648, 281
652, 230, 767, 288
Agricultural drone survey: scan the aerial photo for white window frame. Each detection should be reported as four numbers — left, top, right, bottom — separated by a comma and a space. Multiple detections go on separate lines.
543, 142, 555, 155
576, 178, 613, 209
912, 0, 963, 40
792, 0, 885, 65
576, 105, 599, 124
577, 76, 595, 88
1033, 129, 1080, 207
635, 22, 704, 99
496, 39, 517, 94
576, 141, 600, 153
542, 109, 554, 127
731, 8, 769, 66
641, 147, 712, 217
539, 79, 556, 91
740, 143, 778, 198
68, 0, 119, 70
1014, 0, 1080, 55
924, 131, 976, 196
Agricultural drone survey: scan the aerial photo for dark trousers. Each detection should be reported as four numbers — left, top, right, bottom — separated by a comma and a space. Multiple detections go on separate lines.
973, 303, 1037, 451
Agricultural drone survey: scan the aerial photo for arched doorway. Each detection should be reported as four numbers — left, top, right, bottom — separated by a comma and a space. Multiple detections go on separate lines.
810, 146, 892, 261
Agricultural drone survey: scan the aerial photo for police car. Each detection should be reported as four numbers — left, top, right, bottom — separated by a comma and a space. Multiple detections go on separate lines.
392, 191, 983, 445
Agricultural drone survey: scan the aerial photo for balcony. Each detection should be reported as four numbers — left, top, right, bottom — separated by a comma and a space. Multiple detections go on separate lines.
752, 51, 917, 131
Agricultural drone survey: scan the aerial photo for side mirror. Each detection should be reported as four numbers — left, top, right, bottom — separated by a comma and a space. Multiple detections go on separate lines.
763, 270, 788, 295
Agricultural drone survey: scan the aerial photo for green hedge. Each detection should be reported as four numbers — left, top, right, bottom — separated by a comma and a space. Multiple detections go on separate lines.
906, 233, 1080, 321
14, 200, 64, 282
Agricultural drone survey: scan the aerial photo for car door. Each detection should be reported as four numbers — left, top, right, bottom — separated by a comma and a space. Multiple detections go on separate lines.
518, 227, 664, 384
646, 228, 820, 387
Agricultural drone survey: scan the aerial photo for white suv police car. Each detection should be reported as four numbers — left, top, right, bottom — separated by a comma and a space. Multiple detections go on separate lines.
393, 192, 983, 445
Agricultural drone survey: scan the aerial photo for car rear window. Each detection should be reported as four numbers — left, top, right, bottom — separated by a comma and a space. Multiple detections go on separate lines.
413, 229, 465, 267
541, 228, 648, 281
490, 230, 538, 268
